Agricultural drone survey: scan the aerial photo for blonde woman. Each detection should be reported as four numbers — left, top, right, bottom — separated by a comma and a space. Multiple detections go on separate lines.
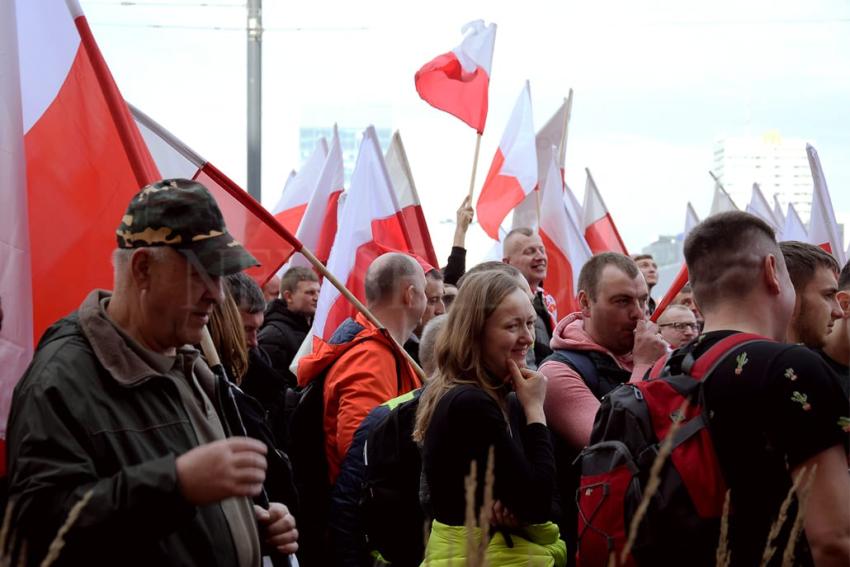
415, 270, 566, 566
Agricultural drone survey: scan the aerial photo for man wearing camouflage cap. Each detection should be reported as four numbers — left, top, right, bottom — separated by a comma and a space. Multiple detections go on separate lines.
6, 179, 298, 567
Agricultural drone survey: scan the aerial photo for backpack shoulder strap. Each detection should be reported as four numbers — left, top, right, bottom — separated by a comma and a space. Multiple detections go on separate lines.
689, 332, 771, 380
546, 349, 600, 395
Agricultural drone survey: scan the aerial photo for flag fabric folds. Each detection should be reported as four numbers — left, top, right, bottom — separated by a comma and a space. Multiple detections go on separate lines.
709, 178, 739, 216
684, 202, 700, 239
476, 82, 537, 240
538, 147, 591, 315
782, 203, 809, 242
414, 20, 496, 134
385, 131, 440, 268
272, 139, 328, 234
806, 144, 847, 264
131, 105, 299, 285
582, 168, 628, 255
746, 182, 782, 232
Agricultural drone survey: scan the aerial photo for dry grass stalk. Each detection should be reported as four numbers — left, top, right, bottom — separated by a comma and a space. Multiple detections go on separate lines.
607, 550, 617, 567
0, 501, 15, 567
780, 464, 818, 567
759, 466, 807, 567
716, 489, 732, 567
619, 397, 689, 564
14, 542, 26, 567
475, 446, 496, 567
464, 459, 481, 567
39, 488, 94, 567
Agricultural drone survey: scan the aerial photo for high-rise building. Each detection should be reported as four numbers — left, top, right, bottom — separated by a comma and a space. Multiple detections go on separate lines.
712, 132, 813, 222
299, 126, 392, 185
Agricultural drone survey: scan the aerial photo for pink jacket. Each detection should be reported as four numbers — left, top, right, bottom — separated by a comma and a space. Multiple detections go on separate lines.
539, 312, 652, 450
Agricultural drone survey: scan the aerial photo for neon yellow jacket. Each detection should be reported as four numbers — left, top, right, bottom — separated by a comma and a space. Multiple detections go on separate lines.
421, 520, 567, 567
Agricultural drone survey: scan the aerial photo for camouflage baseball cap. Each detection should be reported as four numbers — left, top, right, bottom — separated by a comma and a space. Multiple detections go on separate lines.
116, 179, 260, 276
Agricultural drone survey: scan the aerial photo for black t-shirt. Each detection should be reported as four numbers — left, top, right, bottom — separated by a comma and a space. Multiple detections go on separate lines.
816, 348, 850, 399
422, 384, 556, 526
694, 332, 850, 566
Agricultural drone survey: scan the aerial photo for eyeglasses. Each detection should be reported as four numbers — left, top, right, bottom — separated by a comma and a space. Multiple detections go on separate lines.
659, 322, 699, 332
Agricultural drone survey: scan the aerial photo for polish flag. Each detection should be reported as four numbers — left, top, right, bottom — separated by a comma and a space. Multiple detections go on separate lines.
131, 104, 299, 284
385, 131, 440, 268
709, 177, 739, 216
538, 147, 591, 314
512, 92, 573, 230
782, 203, 809, 242
806, 144, 847, 264
310, 127, 414, 340
415, 20, 496, 134
0, 0, 162, 444
476, 82, 537, 240
289, 125, 345, 268
746, 182, 782, 232
564, 183, 584, 228
583, 168, 628, 255
772, 194, 786, 240
684, 202, 700, 238
272, 138, 328, 234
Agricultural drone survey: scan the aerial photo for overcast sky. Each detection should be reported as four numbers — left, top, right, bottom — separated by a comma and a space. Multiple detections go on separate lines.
81, 0, 850, 262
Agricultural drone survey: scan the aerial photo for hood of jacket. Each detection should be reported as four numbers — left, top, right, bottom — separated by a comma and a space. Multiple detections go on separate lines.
264, 298, 311, 333
549, 312, 636, 371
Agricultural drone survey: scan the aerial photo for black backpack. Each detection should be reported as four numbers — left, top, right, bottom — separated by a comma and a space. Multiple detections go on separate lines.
361, 388, 425, 567
575, 333, 768, 567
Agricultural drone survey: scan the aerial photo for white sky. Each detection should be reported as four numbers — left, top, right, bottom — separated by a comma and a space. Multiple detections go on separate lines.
81, 0, 850, 263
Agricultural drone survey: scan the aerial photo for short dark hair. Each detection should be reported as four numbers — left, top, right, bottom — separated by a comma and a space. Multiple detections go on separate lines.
839, 261, 850, 291
577, 252, 640, 301
632, 254, 654, 263
426, 268, 444, 282
684, 211, 778, 311
456, 261, 523, 288
225, 272, 266, 314
502, 227, 535, 257
281, 266, 318, 295
780, 241, 841, 292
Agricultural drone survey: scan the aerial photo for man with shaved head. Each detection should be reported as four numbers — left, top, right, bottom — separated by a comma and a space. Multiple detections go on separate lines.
502, 227, 557, 366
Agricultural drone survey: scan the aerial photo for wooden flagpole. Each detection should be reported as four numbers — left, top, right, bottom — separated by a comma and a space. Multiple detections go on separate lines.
467, 132, 483, 202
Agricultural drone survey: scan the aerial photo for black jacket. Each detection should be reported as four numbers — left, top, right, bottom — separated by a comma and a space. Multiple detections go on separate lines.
6, 291, 256, 567
258, 299, 311, 388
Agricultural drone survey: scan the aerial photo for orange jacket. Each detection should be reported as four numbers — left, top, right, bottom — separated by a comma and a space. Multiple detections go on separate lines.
297, 312, 420, 483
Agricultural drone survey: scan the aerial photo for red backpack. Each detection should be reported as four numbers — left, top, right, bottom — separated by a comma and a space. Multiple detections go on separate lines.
575, 333, 768, 566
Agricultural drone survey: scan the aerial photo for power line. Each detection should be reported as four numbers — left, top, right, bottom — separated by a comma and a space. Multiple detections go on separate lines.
83, 1, 246, 7
88, 21, 369, 32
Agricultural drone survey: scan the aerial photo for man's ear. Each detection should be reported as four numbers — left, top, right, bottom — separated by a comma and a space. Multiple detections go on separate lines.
131, 249, 154, 290
578, 290, 592, 317
763, 254, 783, 296
838, 290, 850, 317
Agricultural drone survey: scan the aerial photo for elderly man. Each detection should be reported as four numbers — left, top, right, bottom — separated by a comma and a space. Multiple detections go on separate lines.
657, 304, 699, 348
7, 179, 297, 567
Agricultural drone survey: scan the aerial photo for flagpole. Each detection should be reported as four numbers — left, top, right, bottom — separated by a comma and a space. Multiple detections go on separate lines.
535, 188, 542, 227
557, 90, 573, 168
467, 132, 483, 202
297, 246, 427, 382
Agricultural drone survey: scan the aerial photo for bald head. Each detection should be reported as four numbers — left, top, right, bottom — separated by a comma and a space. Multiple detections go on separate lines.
365, 253, 425, 307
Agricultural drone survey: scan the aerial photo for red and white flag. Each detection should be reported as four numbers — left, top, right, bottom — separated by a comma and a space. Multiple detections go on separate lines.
772, 194, 786, 240
564, 183, 584, 228
385, 131, 440, 268
806, 144, 847, 264
0, 0, 162, 443
512, 93, 573, 230
415, 20, 496, 134
538, 147, 591, 315
289, 125, 345, 268
746, 182, 781, 232
583, 168, 628, 255
131, 105, 299, 285
684, 202, 700, 239
310, 127, 415, 340
476, 82, 537, 240
782, 203, 809, 242
272, 138, 328, 234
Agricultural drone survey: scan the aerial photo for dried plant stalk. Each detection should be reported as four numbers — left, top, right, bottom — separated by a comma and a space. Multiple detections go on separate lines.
780, 464, 818, 567
464, 459, 480, 567
39, 488, 94, 567
607, 550, 618, 567
760, 466, 806, 567
716, 489, 732, 567
0, 500, 14, 561
475, 446, 495, 567
620, 398, 689, 564
14, 541, 26, 567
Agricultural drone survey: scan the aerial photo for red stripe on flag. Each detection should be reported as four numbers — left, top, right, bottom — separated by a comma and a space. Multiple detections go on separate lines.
584, 213, 629, 256
401, 205, 440, 269
314, 190, 343, 265
539, 230, 579, 314
651, 264, 689, 323
476, 150, 527, 240
274, 203, 308, 236
415, 52, 489, 134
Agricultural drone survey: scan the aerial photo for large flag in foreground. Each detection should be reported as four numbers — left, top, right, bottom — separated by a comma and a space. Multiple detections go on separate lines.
583, 168, 628, 255
289, 126, 345, 267
385, 131, 440, 268
806, 144, 847, 264
476, 82, 537, 240
0, 0, 161, 441
131, 105, 299, 284
415, 20, 496, 133
311, 127, 414, 340
272, 139, 328, 234
538, 148, 591, 314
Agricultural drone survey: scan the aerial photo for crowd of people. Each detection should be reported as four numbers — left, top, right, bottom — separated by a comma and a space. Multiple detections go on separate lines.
2, 178, 849, 567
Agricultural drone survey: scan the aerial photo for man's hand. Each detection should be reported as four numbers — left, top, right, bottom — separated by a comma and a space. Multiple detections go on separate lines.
255, 503, 299, 555
632, 319, 667, 366
176, 437, 267, 505
454, 196, 474, 247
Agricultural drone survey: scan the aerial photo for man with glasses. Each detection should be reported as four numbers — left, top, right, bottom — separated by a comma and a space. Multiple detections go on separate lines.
657, 304, 699, 348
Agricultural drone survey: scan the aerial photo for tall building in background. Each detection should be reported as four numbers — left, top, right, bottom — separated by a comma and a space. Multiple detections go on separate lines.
299, 126, 392, 185
713, 132, 812, 222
